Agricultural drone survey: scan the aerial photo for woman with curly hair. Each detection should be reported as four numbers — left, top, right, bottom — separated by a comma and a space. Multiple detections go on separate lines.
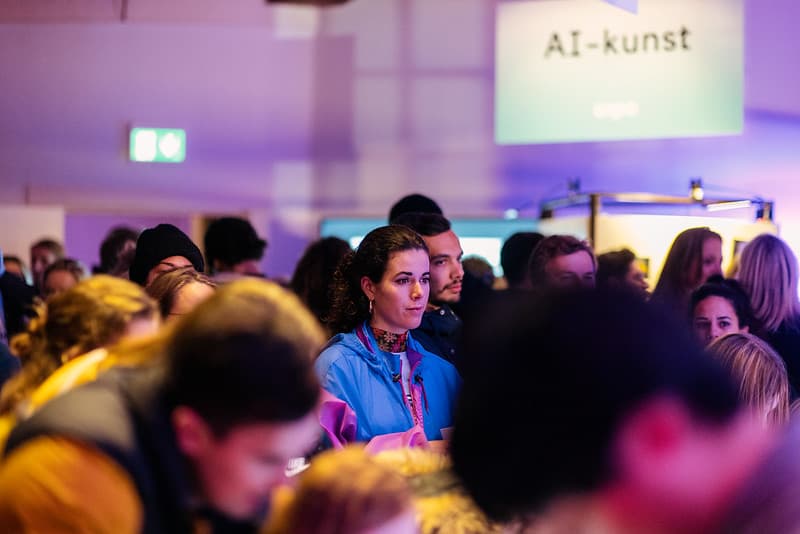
0, 275, 159, 423
316, 225, 461, 442
290, 236, 352, 334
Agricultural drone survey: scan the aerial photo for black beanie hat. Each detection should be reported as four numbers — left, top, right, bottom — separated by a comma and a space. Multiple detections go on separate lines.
129, 224, 204, 285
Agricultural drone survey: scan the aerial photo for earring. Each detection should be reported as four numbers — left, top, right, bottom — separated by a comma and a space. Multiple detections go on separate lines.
369, 299, 374, 314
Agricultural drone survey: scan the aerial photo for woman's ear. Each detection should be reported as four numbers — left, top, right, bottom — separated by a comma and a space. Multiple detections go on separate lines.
361, 276, 376, 301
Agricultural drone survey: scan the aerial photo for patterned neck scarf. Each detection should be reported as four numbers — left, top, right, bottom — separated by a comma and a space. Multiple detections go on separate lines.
370, 326, 408, 353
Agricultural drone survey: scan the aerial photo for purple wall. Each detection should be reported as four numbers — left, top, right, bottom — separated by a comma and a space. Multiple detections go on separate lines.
2, 0, 800, 276
65, 214, 191, 273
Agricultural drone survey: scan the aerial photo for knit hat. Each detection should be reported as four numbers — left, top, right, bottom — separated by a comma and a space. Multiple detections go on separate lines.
204, 217, 267, 272
129, 224, 204, 285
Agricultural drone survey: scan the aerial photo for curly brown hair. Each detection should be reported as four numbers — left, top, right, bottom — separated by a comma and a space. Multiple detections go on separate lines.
1, 275, 157, 415
326, 225, 427, 335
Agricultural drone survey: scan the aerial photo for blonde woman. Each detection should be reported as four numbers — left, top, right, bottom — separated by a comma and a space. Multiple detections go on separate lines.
708, 332, 790, 426
736, 234, 800, 396
265, 446, 418, 534
0, 275, 159, 428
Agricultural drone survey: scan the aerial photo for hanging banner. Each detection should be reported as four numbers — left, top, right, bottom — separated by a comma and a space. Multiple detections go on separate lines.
495, 0, 743, 144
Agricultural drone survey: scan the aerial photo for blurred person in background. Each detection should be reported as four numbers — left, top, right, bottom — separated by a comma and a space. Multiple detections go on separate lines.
2, 255, 31, 284
651, 227, 722, 317
264, 446, 418, 534
388, 193, 443, 224
290, 236, 352, 335
452, 289, 800, 533
709, 332, 790, 427
462, 256, 495, 290
95, 226, 139, 278
0, 252, 20, 390
146, 266, 216, 322
0, 249, 36, 338
596, 248, 649, 300
41, 258, 87, 299
0, 275, 159, 447
373, 446, 503, 534
128, 223, 204, 287
527, 235, 596, 292
499, 232, 544, 291
30, 238, 64, 296
736, 233, 800, 399
0, 279, 324, 532
204, 217, 267, 282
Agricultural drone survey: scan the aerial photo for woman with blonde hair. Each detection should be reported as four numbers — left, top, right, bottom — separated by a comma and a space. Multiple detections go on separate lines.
264, 446, 418, 534
708, 332, 790, 426
0, 275, 159, 420
146, 266, 216, 320
373, 447, 503, 534
736, 233, 800, 396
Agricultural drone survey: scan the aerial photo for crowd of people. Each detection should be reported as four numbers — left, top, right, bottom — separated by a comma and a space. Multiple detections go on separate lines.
0, 193, 799, 533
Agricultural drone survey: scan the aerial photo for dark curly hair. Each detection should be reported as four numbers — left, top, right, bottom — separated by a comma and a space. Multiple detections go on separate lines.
689, 275, 753, 331
326, 225, 428, 335
290, 237, 352, 331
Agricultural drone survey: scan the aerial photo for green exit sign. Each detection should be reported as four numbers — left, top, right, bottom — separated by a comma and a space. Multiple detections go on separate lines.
129, 128, 186, 163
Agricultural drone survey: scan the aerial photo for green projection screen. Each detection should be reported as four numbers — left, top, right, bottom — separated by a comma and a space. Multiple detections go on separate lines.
495, 0, 743, 145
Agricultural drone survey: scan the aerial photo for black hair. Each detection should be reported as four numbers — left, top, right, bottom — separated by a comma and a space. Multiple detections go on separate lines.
500, 232, 544, 288
390, 212, 451, 237
451, 288, 739, 522
327, 225, 428, 334
98, 226, 139, 275
164, 279, 323, 436
290, 237, 352, 330
689, 275, 754, 331
388, 194, 443, 223
203, 217, 267, 273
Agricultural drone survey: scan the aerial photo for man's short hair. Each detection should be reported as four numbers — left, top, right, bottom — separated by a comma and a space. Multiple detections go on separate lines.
596, 248, 636, 288
164, 278, 323, 436
204, 217, 267, 272
388, 194, 443, 223
99, 227, 139, 275
451, 289, 739, 522
390, 212, 451, 238
501, 232, 544, 288
30, 239, 65, 259
528, 235, 595, 288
